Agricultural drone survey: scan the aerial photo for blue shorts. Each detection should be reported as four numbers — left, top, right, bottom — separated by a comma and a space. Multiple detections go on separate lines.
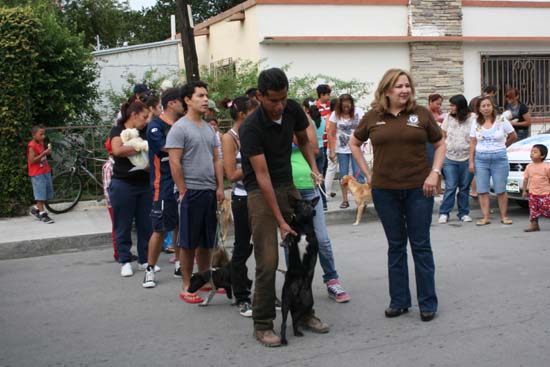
178, 189, 217, 249
31, 172, 54, 201
474, 150, 509, 194
151, 199, 178, 233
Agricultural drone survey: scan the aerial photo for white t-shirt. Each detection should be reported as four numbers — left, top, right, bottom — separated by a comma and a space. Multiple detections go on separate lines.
469, 116, 514, 153
330, 107, 364, 154
442, 114, 475, 161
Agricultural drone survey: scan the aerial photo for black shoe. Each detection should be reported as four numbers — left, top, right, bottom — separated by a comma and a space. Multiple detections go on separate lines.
39, 212, 54, 224
384, 307, 408, 318
275, 297, 282, 311
173, 266, 181, 278
420, 311, 436, 322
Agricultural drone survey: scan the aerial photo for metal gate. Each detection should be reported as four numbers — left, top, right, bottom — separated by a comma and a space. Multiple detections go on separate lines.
481, 54, 550, 118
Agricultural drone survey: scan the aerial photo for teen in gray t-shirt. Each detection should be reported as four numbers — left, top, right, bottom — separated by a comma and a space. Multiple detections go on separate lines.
165, 116, 219, 190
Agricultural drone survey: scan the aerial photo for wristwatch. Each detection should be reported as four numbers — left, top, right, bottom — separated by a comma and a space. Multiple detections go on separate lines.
431, 168, 442, 176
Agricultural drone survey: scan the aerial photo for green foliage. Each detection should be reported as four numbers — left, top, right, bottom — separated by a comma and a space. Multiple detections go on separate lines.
0, 6, 39, 216
0, 4, 99, 216
285, 69, 374, 110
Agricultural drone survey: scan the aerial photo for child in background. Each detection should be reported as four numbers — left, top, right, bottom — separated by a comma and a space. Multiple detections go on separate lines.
102, 139, 118, 260
28, 125, 54, 224
522, 144, 550, 232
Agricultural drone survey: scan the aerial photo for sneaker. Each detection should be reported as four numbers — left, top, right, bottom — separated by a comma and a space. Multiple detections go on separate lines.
30, 207, 40, 220
39, 211, 54, 224
460, 215, 473, 222
238, 302, 253, 317
138, 263, 160, 272
173, 266, 181, 278
142, 267, 156, 288
300, 315, 330, 333
120, 262, 133, 277
438, 214, 448, 224
326, 279, 350, 303
254, 329, 281, 347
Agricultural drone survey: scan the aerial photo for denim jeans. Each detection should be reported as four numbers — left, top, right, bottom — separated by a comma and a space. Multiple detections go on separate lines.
231, 194, 253, 304
516, 129, 529, 142
109, 178, 152, 264
337, 153, 364, 183
372, 188, 438, 313
440, 158, 474, 219
474, 150, 509, 194
297, 188, 338, 282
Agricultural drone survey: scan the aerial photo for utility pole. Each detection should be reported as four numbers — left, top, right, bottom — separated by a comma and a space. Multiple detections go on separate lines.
176, 0, 200, 82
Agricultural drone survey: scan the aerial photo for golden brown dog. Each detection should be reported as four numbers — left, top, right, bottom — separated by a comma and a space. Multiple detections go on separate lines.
219, 197, 232, 242
211, 198, 232, 268
340, 175, 372, 226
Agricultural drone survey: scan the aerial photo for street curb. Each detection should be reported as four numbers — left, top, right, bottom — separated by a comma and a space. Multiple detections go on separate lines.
0, 197, 486, 260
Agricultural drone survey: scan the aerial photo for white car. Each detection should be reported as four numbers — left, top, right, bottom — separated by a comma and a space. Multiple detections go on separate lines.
502, 133, 550, 207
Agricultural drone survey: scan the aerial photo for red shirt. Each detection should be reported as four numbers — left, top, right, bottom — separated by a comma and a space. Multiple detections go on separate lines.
27, 140, 51, 176
316, 100, 331, 148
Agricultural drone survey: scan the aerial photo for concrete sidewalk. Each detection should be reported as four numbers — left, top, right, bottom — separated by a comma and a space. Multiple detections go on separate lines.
0, 188, 482, 260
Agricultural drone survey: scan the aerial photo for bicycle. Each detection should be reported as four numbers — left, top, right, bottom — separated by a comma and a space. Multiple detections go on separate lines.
45, 149, 107, 214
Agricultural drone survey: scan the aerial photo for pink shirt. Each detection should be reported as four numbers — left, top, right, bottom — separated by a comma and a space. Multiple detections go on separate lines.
524, 162, 550, 195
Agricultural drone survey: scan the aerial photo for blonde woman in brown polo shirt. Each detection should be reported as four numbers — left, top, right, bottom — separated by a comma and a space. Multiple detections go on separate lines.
350, 69, 445, 322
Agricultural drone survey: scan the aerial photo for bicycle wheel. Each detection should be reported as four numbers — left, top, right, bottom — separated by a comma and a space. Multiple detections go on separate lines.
45, 171, 83, 214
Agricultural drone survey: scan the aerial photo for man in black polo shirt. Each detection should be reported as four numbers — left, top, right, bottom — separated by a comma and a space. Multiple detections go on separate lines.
240, 68, 328, 347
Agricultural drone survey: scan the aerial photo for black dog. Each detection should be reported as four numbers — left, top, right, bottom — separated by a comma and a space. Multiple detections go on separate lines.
187, 263, 233, 307
280, 196, 320, 345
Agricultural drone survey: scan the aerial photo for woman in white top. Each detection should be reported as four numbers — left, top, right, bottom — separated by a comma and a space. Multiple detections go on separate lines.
221, 96, 258, 317
328, 94, 365, 208
469, 96, 517, 226
438, 95, 475, 224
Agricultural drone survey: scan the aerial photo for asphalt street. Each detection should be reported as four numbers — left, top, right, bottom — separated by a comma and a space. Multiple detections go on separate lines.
1, 204, 549, 367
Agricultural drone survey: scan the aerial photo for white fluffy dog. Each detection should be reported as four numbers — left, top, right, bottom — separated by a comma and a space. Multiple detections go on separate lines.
120, 128, 149, 168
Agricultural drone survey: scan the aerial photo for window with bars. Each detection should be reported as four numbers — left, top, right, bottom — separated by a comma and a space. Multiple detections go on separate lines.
481, 54, 550, 117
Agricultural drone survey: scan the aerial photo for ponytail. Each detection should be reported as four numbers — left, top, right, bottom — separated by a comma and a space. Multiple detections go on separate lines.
117, 100, 148, 126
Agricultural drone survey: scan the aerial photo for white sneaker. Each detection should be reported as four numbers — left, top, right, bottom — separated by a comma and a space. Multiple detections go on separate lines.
142, 268, 156, 288
138, 263, 160, 272
438, 214, 448, 224
120, 263, 133, 277
461, 215, 473, 222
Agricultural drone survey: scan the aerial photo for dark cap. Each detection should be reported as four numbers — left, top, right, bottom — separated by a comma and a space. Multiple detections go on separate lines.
161, 87, 181, 109
133, 83, 150, 95
316, 84, 331, 96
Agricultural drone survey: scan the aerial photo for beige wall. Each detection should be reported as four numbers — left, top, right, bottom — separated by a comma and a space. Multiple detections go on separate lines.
195, 6, 260, 68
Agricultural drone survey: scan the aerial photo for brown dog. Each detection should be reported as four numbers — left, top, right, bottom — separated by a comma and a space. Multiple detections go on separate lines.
340, 175, 372, 226
219, 197, 232, 242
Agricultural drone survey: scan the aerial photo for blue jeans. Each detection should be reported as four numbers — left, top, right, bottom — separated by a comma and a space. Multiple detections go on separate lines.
440, 158, 474, 219
316, 147, 328, 209
372, 188, 438, 313
474, 150, 509, 194
109, 178, 152, 264
283, 188, 339, 282
337, 153, 364, 183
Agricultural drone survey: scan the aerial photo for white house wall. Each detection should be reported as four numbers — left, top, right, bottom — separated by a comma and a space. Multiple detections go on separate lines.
93, 42, 182, 115
261, 43, 410, 107
255, 4, 408, 37
463, 6, 550, 37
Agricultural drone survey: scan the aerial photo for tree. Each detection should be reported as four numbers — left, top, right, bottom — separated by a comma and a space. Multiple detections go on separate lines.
61, 0, 135, 49
0, 3, 99, 216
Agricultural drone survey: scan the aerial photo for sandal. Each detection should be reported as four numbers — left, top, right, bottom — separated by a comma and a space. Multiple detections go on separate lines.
179, 292, 204, 304
164, 246, 175, 254
339, 201, 350, 209
476, 218, 491, 226
501, 217, 513, 225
